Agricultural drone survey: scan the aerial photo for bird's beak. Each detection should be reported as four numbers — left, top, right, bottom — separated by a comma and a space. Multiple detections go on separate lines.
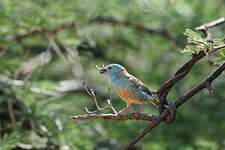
99, 68, 107, 74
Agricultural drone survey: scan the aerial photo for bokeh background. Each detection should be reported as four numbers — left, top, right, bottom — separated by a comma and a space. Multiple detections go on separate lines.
1, 0, 225, 149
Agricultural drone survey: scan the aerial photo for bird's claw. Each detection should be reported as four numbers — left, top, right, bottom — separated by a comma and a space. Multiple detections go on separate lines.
134, 110, 141, 115
164, 102, 176, 124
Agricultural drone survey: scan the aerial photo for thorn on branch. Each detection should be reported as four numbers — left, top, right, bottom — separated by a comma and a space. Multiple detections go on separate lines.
206, 82, 215, 95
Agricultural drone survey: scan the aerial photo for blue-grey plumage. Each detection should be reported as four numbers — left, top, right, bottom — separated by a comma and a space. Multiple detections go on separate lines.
99, 63, 159, 113
112, 76, 153, 103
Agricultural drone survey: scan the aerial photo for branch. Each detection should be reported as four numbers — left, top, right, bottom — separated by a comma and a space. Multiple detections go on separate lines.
175, 62, 225, 108
158, 44, 225, 98
6, 99, 16, 129
91, 16, 182, 47
195, 17, 225, 41
71, 113, 158, 121
208, 44, 225, 54
124, 61, 225, 150
157, 44, 225, 112
195, 17, 225, 31
157, 51, 205, 96
9, 16, 182, 47
9, 22, 77, 41
153, 18, 225, 111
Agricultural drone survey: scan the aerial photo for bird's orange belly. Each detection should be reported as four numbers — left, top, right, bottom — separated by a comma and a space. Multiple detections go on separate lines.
116, 88, 144, 105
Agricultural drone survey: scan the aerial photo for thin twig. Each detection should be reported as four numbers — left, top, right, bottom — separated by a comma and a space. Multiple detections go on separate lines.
9, 22, 77, 41
45, 34, 67, 62
6, 99, 16, 129
195, 17, 225, 31
195, 17, 225, 42
107, 100, 118, 115
82, 81, 118, 114
73, 65, 120, 117
8, 16, 183, 47
91, 16, 182, 47
175, 62, 225, 108
83, 82, 109, 113
208, 44, 225, 54
106, 75, 112, 106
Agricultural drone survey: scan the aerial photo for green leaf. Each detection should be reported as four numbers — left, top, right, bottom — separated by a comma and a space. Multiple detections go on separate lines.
212, 38, 224, 46
184, 29, 203, 41
0, 132, 19, 150
220, 49, 225, 60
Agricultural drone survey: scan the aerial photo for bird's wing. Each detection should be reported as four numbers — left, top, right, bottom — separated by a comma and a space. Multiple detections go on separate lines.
127, 74, 152, 96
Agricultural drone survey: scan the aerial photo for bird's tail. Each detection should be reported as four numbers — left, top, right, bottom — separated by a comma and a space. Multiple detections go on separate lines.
149, 98, 169, 109
151, 98, 160, 108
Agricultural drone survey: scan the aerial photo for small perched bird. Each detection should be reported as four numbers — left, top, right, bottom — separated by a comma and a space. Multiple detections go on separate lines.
99, 63, 159, 114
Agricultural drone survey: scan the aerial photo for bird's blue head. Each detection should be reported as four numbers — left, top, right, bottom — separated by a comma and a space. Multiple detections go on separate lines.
99, 64, 126, 81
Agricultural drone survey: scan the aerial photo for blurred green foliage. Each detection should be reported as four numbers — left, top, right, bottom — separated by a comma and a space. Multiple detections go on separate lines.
0, 0, 225, 150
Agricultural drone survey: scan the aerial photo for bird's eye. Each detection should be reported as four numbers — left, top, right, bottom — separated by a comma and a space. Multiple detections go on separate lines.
108, 67, 112, 70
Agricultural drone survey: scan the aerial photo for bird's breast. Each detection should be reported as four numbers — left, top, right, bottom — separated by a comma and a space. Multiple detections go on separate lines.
112, 78, 152, 105
116, 87, 144, 105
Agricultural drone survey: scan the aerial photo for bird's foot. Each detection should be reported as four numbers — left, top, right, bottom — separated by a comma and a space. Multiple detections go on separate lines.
133, 110, 142, 118
134, 110, 141, 114
164, 102, 176, 124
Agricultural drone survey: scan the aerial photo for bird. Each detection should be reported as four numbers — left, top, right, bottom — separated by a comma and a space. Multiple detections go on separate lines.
99, 63, 160, 114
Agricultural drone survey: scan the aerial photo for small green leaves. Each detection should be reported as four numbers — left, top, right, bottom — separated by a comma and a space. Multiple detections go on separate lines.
212, 38, 224, 46
181, 29, 224, 55
219, 49, 225, 60
181, 29, 206, 54
184, 29, 203, 43
213, 39, 225, 60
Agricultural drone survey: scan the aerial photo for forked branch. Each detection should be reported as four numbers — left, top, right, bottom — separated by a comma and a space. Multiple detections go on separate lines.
82, 81, 117, 115
91, 16, 182, 47
124, 18, 225, 149
124, 61, 225, 150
